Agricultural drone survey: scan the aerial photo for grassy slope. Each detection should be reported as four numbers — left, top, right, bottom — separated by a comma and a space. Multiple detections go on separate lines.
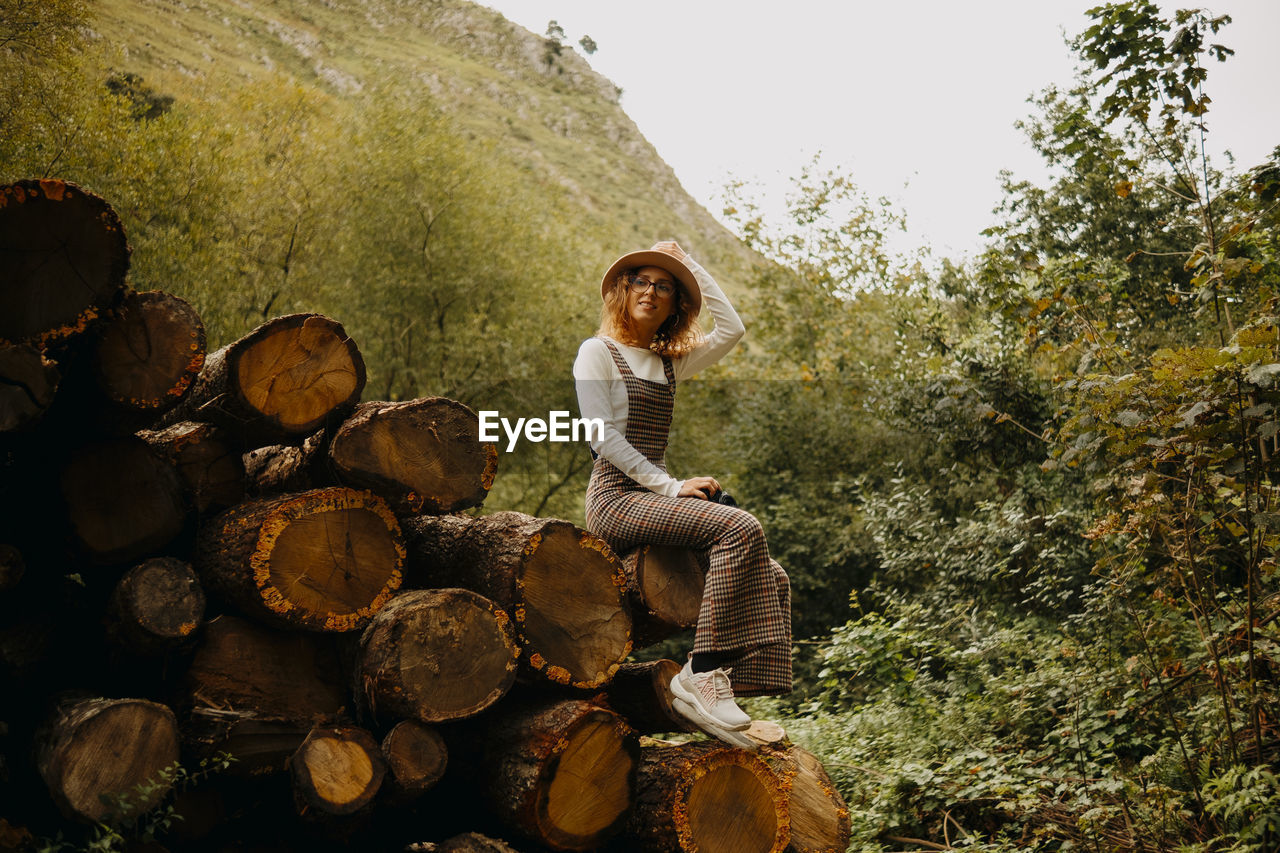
88, 0, 759, 282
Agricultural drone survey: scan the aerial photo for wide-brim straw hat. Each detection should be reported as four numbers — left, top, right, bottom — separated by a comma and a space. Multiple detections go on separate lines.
599, 244, 702, 315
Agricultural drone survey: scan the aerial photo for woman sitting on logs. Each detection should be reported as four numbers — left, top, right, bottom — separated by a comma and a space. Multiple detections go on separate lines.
573, 240, 792, 747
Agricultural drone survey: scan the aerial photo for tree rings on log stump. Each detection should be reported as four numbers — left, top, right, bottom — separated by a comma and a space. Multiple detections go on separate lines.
476, 699, 638, 851
36, 697, 180, 823
170, 314, 365, 446
602, 659, 694, 735
92, 290, 205, 416
0, 343, 60, 432
621, 544, 706, 648
195, 487, 404, 632
627, 741, 789, 853
329, 398, 498, 514
106, 557, 205, 656
60, 436, 187, 565
138, 421, 245, 513
357, 588, 518, 723
404, 512, 632, 688
0, 180, 129, 348
289, 724, 386, 819
381, 719, 447, 800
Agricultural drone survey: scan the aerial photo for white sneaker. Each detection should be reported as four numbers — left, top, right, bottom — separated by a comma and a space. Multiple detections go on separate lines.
669, 661, 752, 731
671, 697, 758, 751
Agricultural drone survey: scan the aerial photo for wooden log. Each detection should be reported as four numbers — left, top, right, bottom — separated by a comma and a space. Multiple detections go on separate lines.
138, 421, 245, 513
403, 511, 632, 689
289, 723, 386, 819
620, 544, 707, 648
405, 833, 524, 853
0, 343, 59, 432
329, 398, 497, 515
0, 543, 24, 592
242, 430, 328, 497
0, 180, 129, 349
183, 614, 347, 774
36, 697, 180, 823
624, 740, 790, 853
195, 487, 404, 632
356, 588, 518, 724
105, 557, 205, 656
761, 746, 851, 853
59, 436, 187, 565
381, 719, 447, 801
601, 659, 694, 735
470, 698, 638, 851
165, 313, 365, 446
91, 290, 205, 420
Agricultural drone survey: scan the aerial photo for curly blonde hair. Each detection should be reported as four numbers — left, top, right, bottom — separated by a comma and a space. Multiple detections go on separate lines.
597, 270, 703, 357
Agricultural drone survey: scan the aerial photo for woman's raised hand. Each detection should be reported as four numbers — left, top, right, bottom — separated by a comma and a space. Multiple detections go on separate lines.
678, 476, 721, 500
652, 240, 685, 261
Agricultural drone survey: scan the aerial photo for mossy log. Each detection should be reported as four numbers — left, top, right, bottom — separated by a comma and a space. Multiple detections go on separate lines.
329, 397, 497, 515
105, 557, 205, 656
165, 313, 365, 446
624, 740, 790, 853
403, 511, 632, 688
138, 421, 245, 513
289, 723, 386, 819
91, 290, 205, 420
36, 697, 180, 823
0, 180, 129, 349
619, 544, 706, 648
468, 698, 638, 851
0, 343, 60, 432
356, 588, 518, 724
195, 487, 403, 632
59, 436, 187, 565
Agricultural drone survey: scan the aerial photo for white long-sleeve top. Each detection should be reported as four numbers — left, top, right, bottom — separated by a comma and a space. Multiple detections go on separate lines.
573, 256, 745, 497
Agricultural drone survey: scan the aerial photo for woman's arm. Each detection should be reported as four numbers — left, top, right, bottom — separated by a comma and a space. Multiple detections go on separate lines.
573, 338, 684, 497
672, 256, 745, 380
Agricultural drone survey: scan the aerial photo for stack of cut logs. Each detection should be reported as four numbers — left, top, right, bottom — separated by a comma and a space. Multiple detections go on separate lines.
0, 180, 849, 853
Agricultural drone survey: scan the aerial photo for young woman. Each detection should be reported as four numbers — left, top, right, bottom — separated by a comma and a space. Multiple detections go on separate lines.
573, 240, 792, 748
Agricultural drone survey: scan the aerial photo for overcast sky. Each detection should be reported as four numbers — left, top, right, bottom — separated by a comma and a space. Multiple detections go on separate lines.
479, 0, 1280, 260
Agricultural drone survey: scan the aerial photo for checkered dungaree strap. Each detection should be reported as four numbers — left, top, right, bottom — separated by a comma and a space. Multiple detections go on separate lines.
600, 338, 675, 473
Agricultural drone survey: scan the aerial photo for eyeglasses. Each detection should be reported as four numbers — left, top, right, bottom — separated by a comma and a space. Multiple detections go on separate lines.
627, 274, 675, 298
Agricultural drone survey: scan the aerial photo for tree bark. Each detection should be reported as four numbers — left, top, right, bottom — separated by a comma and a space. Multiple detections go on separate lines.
183, 614, 348, 774
138, 421, 245, 514
91, 290, 205, 421
242, 429, 329, 497
329, 398, 497, 515
106, 557, 205, 656
0, 343, 59, 432
467, 698, 638, 851
289, 723, 386, 819
405, 833, 524, 853
164, 313, 366, 446
619, 544, 706, 648
356, 588, 518, 724
195, 487, 404, 632
0, 180, 129, 349
624, 740, 790, 853
601, 659, 695, 735
36, 696, 180, 823
403, 511, 632, 689
59, 436, 187, 565
381, 719, 448, 801
761, 746, 851, 853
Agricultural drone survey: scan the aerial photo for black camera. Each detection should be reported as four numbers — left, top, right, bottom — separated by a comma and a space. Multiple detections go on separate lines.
709, 489, 737, 507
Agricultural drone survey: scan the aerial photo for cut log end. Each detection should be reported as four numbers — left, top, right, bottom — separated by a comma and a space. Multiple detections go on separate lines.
108, 557, 205, 654
381, 720, 447, 797
520, 521, 631, 688
540, 710, 635, 848
93, 290, 206, 412
290, 725, 386, 818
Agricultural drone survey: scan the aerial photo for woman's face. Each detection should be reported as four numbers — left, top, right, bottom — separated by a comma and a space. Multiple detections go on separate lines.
626, 265, 678, 332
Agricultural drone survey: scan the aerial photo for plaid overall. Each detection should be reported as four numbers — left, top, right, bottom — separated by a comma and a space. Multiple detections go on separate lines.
585, 338, 792, 696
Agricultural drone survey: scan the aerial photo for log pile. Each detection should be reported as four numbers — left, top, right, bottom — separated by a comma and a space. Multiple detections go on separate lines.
0, 180, 849, 852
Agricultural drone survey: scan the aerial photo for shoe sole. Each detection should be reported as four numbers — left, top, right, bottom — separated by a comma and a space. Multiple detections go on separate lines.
671, 697, 758, 750
669, 676, 751, 731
